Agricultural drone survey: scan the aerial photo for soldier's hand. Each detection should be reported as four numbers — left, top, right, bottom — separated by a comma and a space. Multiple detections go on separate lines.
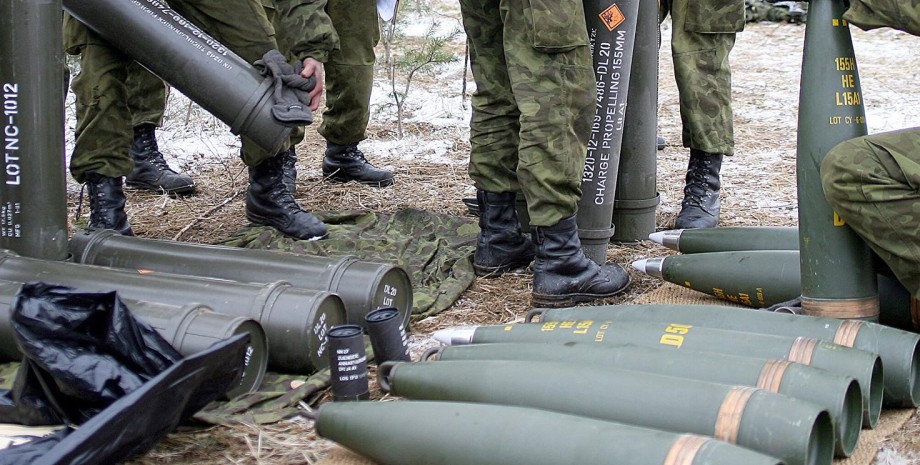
301, 58, 325, 111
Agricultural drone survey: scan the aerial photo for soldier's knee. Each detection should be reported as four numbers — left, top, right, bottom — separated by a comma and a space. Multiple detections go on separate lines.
820, 140, 860, 204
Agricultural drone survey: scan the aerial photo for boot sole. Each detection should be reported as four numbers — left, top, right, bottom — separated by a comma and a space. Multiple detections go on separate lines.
245, 212, 329, 241
473, 259, 534, 278
323, 171, 394, 188
531, 276, 632, 308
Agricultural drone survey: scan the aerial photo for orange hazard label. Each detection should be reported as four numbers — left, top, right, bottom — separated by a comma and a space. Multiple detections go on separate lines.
600, 3, 626, 31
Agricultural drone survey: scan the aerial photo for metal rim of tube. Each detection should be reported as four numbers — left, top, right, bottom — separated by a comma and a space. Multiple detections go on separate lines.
524, 309, 545, 323
376, 361, 399, 393
420, 347, 441, 361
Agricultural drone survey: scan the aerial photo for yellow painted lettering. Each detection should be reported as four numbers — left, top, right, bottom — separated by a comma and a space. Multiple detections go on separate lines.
834, 212, 846, 226
660, 334, 684, 348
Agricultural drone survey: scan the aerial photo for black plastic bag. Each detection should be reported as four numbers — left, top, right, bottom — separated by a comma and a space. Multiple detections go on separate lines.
0, 282, 249, 464
0, 282, 183, 425
0, 333, 249, 464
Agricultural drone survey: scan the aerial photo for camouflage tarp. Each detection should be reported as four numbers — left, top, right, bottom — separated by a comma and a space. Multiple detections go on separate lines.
745, 0, 808, 23
218, 208, 479, 321
193, 369, 331, 425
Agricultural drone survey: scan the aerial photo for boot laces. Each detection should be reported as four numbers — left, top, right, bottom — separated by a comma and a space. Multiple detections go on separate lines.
135, 133, 177, 173
80, 178, 116, 228
264, 164, 303, 214
682, 159, 713, 208
344, 146, 372, 164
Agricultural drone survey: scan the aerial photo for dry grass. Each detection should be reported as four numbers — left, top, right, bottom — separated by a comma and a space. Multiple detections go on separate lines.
69, 19, 919, 465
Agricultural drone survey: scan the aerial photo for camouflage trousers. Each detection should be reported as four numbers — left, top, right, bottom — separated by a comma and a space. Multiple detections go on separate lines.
661, 0, 744, 155
460, 0, 595, 227
66, 41, 170, 182
65, 0, 299, 182
821, 128, 920, 298
317, 0, 379, 146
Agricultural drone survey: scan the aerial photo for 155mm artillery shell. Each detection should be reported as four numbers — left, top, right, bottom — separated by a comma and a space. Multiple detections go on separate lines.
796, 0, 877, 318
633, 250, 802, 308
433, 342, 861, 457
534, 303, 920, 408
380, 360, 834, 465
436, 321, 883, 428
649, 227, 799, 254
315, 400, 783, 465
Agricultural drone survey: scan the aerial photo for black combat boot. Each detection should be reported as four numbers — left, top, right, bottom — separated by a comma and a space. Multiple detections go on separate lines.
474, 190, 535, 277
85, 172, 134, 236
281, 147, 298, 194
531, 215, 630, 307
246, 152, 328, 241
125, 124, 196, 195
674, 149, 723, 229
322, 143, 394, 187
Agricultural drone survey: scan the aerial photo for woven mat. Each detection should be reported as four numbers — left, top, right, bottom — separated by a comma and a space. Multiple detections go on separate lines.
316, 283, 917, 465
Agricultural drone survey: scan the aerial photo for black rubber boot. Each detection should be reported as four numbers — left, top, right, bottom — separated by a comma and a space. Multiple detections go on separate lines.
86, 172, 134, 236
531, 215, 630, 307
474, 190, 535, 277
126, 124, 196, 195
674, 149, 723, 229
246, 152, 328, 241
322, 143, 394, 187
281, 147, 297, 194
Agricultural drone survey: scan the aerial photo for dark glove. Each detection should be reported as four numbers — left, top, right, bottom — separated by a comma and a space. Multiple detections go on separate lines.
253, 49, 316, 125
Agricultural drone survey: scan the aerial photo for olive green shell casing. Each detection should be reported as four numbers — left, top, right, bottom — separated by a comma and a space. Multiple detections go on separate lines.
435, 342, 861, 457
316, 400, 784, 465
796, 0, 877, 320
536, 303, 920, 408
458, 320, 883, 428
651, 227, 799, 254
380, 360, 834, 465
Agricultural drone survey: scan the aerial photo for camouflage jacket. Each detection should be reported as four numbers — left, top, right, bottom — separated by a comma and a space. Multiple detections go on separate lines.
272, 0, 340, 62
845, 0, 920, 37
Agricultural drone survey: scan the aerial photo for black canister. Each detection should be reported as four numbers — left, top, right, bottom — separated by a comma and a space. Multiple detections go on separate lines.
327, 324, 369, 401
365, 307, 411, 364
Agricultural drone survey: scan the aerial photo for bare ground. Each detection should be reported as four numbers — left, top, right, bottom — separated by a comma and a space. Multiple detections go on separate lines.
56, 17, 920, 465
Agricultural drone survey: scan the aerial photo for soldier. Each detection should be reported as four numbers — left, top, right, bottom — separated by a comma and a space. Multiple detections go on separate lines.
270, 0, 394, 191
661, 0, 745, 229
65, 0, 337, 239
821, 0, 920, 298
459, 0, 631, 307
318, 0, 394, 187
